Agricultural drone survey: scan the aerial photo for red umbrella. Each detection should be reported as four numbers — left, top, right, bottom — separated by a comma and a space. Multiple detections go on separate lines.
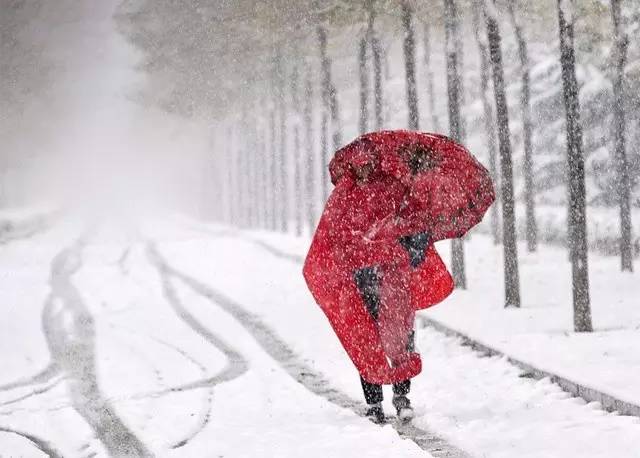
331, 130, 496, 243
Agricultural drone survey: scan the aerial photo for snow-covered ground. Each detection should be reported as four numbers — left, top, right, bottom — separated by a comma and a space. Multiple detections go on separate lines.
1, 216, 639, 457
237, 223, 640, 457
0, 220, 427, 457
252, 224, 640, 409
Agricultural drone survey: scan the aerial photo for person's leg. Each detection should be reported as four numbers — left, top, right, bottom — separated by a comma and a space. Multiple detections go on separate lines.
360, 376, 385, 423
392, 379, 411, 397
378, 268, 416, 421
354, 268, 387, 423
354, 266, 380, 320
378, 268, 415, 366
392, 377, 414, 421
360, 376, 384, 405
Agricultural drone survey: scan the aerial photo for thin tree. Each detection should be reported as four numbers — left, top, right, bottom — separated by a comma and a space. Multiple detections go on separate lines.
291, 59, 303, 236
320, 110, 330, 202
557, 0, 593, 332
317, 24, 343, 149
401, 1, 419, 130
472, 0, 501, 245
359, 35, 370, 134
246, 113, 258, 228
484, 0, 521, 308
611, 0, 634, 272
507, 0, 538, 252
269, 107, 278, 231
444, 0, 467, 289
303, 64, 317, 233
367, 2, 384, 131
259, 122, 269, 229
455, 5, 467, 142
317, 23, 339, 204
276, 51, 289, 233
372, 36, 384, 130
235, 122, 245, 228
423, 20, 440, 132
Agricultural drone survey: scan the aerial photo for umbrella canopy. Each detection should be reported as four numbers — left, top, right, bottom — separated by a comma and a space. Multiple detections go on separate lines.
330, 130, 496, 242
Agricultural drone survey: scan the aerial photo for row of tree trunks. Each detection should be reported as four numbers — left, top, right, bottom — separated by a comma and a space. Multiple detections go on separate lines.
216, 0, 613, 335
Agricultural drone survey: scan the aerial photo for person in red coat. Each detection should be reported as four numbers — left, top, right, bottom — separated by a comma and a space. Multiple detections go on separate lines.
303, 131, 495, 423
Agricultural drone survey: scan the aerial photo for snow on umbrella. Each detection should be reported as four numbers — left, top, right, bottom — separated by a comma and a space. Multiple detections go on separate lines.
332, 130, 496, 243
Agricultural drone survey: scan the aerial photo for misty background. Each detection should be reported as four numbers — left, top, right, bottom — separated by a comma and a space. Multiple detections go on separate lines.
3, 0, 639, 252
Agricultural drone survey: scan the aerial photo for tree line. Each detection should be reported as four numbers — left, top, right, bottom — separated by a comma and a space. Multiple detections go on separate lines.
118, 0, 639, 332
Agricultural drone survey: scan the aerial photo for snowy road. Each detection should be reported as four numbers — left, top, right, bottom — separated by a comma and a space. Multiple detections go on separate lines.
1, 218, 639, 457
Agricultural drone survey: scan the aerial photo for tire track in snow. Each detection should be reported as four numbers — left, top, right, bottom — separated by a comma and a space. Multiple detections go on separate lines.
148, 243, 248, 449
110, 324, 216, 449
151, 240, 468, 458
42, 237, 152, 457
0, 220, 65, 404
103, 329, 167, 435
0, 213, 56, 246
0, 426, 64, 458
0, 375, 65, 409
0, 364, 60, 393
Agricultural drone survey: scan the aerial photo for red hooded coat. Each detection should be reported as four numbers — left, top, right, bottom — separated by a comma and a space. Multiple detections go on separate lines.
303, 131, 494, 384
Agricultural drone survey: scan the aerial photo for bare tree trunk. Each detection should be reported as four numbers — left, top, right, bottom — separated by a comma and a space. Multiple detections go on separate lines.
484, 0, 521, 308
235, 123, 245, 228
303, 66, 316, 234
507, 0, 538, 252
246, 119, 256, 228
292, 125, 302, 235
444, 0, 467, 289
372, 35, 384, 130
259, 123, 268, 229
472, 1, 501, 245
455, 7, 467, 142
366, 1, 384, 130
278, 101, 288, 233
320, 111, 329, 202
359, 35, 370, 134
611, 0, 634, 272
557, 0, 592, 332
275, 51, 289, 234
291, 60, 303, 236
222, 126, 232, 224
269, 108, 278, 231
401, 1, 419, 130
317, 25, 343, 149
423, 21, 440, 132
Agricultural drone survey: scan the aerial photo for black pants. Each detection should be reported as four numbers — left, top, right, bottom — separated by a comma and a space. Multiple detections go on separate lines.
354, 266, 412, 405
361, 376, 411, 405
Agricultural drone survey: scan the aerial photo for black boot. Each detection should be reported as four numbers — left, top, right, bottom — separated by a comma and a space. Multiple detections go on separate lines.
365, 402, 385, 424
392, 395, 414, 422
